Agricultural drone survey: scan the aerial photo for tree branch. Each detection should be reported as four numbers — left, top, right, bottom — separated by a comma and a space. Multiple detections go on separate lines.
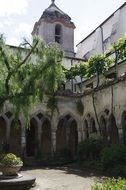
0, 46, 10, 71
5, 72, 12, 95
18, 41, 39, 68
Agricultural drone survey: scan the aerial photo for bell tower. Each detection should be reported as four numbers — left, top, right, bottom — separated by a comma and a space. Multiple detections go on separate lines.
32, 0, 75, 57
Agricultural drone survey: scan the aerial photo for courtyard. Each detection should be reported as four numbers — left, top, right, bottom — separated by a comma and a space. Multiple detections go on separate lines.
21, 165, 102, 190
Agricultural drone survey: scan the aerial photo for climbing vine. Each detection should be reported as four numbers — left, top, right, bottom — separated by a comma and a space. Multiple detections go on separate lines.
64, 35, 126, 89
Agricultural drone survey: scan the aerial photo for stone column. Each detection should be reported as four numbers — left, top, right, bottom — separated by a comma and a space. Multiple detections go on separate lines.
5, 117, 11, 153
78, 130, 82, 143
118, 128, 123, 144
6, 119, 11, 144
51, 129, 57, 156
20, 119, 26, 158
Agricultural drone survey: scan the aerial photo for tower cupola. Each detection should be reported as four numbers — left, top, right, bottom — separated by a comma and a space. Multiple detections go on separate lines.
32, 0, 75, 57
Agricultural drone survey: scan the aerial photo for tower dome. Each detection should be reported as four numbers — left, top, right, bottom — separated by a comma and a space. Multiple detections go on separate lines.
32, 1, 75, 57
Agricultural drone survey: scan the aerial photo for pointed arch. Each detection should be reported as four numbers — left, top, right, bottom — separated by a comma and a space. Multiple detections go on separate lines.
41, 118, 51, 158
68, 119, 78, 157
56, 118, 67, 151
56, 114, 78, 159
100, 116, 108, 143
108, 114, 119, 145
90, 118, 97, 134
10, 119, 21, 156
26, 118, 38, 157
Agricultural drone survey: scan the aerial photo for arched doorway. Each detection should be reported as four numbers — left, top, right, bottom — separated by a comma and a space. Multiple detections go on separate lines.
26, 118, 38, 157
0, 116, 6, 151
84, 119, 89, 138
56, 118, 67, 151
121, 111, 126, 144
108, 114, 119, 145
90, 118, 97, 134
56, 114, 78, 159
68, 120, 78, 157
10, 120, 21, 156
100, 116, 108, 143
41, 118, 51, 158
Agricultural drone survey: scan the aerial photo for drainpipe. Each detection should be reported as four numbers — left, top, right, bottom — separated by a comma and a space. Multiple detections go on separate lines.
71, 59, 74, 92
100, 26, 104, 54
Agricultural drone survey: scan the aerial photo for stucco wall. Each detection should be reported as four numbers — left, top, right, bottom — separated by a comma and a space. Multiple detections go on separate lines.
76, 4, 126, 59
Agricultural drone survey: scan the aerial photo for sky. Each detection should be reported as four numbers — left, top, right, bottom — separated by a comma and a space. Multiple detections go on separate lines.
0, 0, 125, 47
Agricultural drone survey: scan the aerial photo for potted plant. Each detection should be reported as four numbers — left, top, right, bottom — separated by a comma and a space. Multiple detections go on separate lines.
0, 153, 23, 176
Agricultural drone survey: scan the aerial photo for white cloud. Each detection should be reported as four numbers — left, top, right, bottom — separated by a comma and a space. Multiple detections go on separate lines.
0, 23, 4, 29
0, 0, 29, 16
15, 23, 32, 35
7, 37, 20, 46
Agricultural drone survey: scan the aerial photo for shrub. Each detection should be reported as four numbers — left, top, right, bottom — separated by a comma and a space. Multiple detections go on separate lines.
81, 160, 103, 171
55, 146, 72, 162
101, 145, 126, 176
0, 153, 23, 166
77, 138, 104, 161
92, 178, 126, 190
101, 145, 126, 169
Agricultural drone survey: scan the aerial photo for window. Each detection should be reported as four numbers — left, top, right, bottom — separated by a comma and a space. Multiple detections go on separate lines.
55, 24, 62, 44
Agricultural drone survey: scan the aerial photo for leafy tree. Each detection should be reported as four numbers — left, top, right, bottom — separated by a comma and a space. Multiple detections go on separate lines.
77, 62, 87, 92
63, 63, 87, 92
111, 35, 126, 61
0, 34, 64, 123
87, 55, 112, 88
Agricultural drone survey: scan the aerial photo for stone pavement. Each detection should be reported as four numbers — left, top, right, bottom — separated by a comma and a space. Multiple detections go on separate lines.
21, 165, 104, 190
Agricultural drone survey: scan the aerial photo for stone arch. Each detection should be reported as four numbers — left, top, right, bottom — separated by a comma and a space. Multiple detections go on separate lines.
121, 111, 126, 144
90, 118, 97, 134
56, 118, 67, 151
68, 119, 78, 157
108, 114, 119, 145
58, 112, 80, 130
31, 109, 46, 120
55, 24, 62, 44
26, 117, 38, 157
100, 116, 108, 143
10, 119, 21, 156
0, 116, 7, 151
56, 113, 78, 159
41, 118, 51, 158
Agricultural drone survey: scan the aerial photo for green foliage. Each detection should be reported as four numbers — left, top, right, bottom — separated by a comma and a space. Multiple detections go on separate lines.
47, 96, 58, 114
87, 55, 112, 78
0, 153, 23, 166
111, 35, 126, 61
92, 178, 126, 190
55, 146, 72, 162
101, 145, 126, 176
77, 138, 104, 161
63, 35, 126, 89
87, 55, 112, 88
81, 160, 103, 171
76, 99, 84, 115
0, 153, 5, 162
63, 62, 87, 80
0, 34, 64, 122
77, 62, 88, 78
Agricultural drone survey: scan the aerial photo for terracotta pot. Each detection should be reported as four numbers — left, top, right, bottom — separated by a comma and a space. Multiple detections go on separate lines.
0, 165, 23, 176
